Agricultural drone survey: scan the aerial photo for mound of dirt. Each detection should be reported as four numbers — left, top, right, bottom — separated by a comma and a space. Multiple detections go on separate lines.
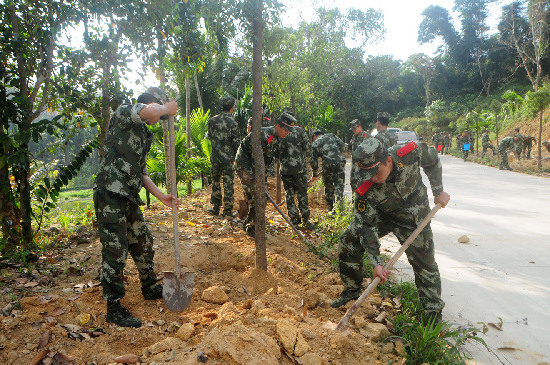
0, 184, 405, 365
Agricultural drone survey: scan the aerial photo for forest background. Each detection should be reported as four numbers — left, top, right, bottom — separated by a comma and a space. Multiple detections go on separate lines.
2, 0, 550, 255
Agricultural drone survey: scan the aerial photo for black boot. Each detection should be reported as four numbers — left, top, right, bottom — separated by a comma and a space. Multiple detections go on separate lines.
106, 300, 142, 328
207, 206, 220, 215
142, 283, 163, 300
331, 289, 361, 308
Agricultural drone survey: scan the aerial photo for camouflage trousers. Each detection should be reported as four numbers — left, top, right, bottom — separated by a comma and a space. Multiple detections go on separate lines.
462, 148, 470, 161
338, 202, 444, 317
322, 162, 345, 210
499, 148, 510, 169
93, 189, 157, 302
481, 143, 495, 157
282, 173, 310, 225
237, 170, 266, 229
211, 163, 235, 215
522, 144, 532, 159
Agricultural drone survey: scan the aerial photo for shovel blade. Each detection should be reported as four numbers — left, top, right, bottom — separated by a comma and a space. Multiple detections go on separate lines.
163, 271, 195, 312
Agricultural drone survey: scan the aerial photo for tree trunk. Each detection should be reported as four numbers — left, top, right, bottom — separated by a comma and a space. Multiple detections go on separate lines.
0, 163, 20, 253
276, 159, 282, 204
194, 72, 204, 113
251, 0, 267, 271
186, 76, 192, 195
537, 108, 543, 170
19, 143, 32, 245
98, 62, 112, 162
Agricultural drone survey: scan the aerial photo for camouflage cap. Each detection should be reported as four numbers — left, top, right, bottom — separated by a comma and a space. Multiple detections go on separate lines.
143, 87, 168, 104
279, 112, 296, 129
352, 138, 386, 181
312, 129, 323, 136
349, 119, 361, 131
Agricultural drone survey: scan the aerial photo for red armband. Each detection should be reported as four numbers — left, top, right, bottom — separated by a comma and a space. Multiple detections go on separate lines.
397, 142, 418, 157
267, 135, 274, 144
356, 180, 374, 196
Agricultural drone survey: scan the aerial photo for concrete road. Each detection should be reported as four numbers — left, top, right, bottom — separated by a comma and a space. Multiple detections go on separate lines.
344, 154, 550, 364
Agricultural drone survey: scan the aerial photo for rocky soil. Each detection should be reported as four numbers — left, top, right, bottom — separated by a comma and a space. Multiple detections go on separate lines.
0, 184, 406, 365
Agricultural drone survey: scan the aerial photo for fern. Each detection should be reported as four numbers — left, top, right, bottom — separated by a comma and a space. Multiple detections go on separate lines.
32, 138, 100, 236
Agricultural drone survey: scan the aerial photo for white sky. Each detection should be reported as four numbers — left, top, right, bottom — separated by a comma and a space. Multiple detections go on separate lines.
281, 0, 515, 61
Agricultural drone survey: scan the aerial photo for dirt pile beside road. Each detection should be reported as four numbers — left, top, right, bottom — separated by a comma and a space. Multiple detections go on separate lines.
0, 186, 404, 365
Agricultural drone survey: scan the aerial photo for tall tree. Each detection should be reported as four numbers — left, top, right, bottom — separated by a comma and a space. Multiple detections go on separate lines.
1, 0, 81, 249
407, 54, 437, 107
250, 0, 267, 270
499, 0, 549, 91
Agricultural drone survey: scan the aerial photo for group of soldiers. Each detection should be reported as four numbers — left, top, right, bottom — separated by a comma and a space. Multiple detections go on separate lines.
93, 85, 546, 329
431, 131, 452, 155
212, 107, 448, 324
432, 127, 547, 170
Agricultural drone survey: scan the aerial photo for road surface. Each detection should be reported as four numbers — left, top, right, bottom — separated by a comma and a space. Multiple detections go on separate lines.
344, 154, 550, 364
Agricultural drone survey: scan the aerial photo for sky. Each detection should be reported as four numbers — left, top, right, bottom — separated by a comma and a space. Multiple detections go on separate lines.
281, 0, 515, 61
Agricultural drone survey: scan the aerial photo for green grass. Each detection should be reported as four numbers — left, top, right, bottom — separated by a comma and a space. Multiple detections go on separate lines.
38, 179, 204, 238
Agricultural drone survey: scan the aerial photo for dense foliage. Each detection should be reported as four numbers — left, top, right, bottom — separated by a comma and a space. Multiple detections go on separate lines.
1, 0, 549, 252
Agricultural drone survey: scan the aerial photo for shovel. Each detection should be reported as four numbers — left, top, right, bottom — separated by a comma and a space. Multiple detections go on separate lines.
163, 115, 195, 312
336, 203, 442, 331
265, 189, 308, 243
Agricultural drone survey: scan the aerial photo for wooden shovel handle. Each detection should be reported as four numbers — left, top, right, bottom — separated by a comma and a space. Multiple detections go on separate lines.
168, 115, 180, 273
336, 203, 442, 331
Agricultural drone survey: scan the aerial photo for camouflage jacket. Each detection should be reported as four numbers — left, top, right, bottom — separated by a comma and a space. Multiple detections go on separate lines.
94, 103, 151, 205
352, 142, 443, 266
277, 126, 310, 175
523, 136, 536, 146
482, 133, 491, 145
460, 135, 472, 145
311, 133, 345, 175
499, 136, 516, 150
235, 127, 277, 174
375, 129, 397, 149
207, 112, 241, 166
350, 132, 369, 153
432, 134, 440, 146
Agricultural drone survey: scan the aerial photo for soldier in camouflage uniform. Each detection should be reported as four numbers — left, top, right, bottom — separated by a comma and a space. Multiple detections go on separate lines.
498, 136, 519, 170
460, 131, 472, 161
332, 138, 450, 325
514, 128, 524, 162
235, 126, 279, 235
543, 141, 550, 153
311, 130, 346, 212
432, 131, 441, 153
276, 112, 314, 229
443, 132, 451, 154
374, 112, 397, 149
349, 119, 369, 153
522, 135, 536, 159
207, 97, 241, 217
481, 129, 496, 158
94, 87, 179, 328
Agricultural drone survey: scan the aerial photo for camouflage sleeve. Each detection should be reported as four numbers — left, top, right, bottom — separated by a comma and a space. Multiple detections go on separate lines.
311, 142, 319, 175
115, 103, 146, 128
231, 121, 241, 156
419, 143, 444, 197
298, 128, 310, 158
337, 136, 345, 152
206, 117, 214, 140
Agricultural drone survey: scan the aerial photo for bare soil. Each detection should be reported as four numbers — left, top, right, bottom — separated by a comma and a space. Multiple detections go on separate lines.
0, 183, 405, 365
